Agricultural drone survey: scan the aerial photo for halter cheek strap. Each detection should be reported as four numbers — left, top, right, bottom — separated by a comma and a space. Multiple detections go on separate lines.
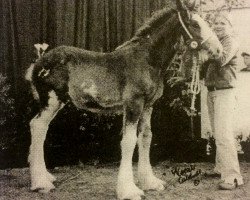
178, 12, 193, 40
178, 12, 200, 50
178, 12, 213, 49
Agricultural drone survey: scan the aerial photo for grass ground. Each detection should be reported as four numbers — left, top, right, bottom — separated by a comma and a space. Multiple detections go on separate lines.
0, 161, 249, 200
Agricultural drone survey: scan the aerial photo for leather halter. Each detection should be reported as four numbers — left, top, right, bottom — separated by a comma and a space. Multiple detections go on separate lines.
177, 12, 212, 49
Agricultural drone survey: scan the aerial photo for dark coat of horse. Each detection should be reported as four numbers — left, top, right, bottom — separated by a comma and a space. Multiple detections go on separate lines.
26, 1, 222, 199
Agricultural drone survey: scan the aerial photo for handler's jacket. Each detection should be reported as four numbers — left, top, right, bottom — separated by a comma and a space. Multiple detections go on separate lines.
203, 34, 239, 88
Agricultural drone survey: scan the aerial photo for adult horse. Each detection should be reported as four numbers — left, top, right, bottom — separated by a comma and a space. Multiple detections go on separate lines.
26, 1, 222, 199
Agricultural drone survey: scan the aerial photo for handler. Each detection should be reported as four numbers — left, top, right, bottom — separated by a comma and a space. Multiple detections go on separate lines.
203, 11, 244, 190
241, 49, 250, 71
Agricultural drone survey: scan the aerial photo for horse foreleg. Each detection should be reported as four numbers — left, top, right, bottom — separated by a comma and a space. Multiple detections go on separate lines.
29, 91, 64, 193
137, 107, 166, 191
117, 104, 144, 200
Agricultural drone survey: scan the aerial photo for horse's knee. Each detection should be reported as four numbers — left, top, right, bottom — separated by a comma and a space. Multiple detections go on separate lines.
143, 130, 152, 140
138, 125, 152, 150
121, 123, 138, 150
139, 124, 151, 137
121, 133, 137, 148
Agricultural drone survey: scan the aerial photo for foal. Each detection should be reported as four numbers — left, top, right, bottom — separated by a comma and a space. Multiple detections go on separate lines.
26, 2, 222, 200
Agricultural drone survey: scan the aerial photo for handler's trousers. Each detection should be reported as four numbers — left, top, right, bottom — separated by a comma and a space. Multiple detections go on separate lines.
207, 88, 243, 185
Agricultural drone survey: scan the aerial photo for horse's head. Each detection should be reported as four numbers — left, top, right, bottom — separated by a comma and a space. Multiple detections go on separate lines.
175, 0, 223, 80
176, 0, 223, 59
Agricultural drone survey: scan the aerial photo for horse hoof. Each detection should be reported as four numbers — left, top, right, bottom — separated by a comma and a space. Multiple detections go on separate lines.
37, 187, 55, 194
117, 183, 144, 200
46, 172, 56, 182
31, 180, 55, 193
139, 176, 166, 191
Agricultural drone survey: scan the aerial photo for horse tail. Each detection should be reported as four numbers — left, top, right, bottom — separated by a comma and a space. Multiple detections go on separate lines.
25, 63, 40, 101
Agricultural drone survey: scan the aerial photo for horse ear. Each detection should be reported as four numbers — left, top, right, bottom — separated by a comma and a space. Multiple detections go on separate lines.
176, 0, 191, 22
176, 0, 199, 12
185, 0, 199, 12
176, 0, 186, 11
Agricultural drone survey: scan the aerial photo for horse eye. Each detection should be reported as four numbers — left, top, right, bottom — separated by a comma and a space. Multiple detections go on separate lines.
193, 23, 200, 29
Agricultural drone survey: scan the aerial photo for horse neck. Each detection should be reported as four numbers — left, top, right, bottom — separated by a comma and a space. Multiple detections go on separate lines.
148, 15, 181, 70
119, 10, 182, 70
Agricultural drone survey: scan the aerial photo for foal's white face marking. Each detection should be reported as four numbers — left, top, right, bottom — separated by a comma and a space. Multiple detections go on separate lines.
80, 81, 98, 98
191, 14, 214, 42
188, 13, 223, 60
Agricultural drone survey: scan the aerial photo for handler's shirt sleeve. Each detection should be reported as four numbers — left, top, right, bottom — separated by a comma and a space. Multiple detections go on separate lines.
218, 35, 239, 67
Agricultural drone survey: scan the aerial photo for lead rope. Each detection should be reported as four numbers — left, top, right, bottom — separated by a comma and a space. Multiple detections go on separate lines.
190, 53, 201, 111
177, 11, 209, 111
178, 11, 200, 111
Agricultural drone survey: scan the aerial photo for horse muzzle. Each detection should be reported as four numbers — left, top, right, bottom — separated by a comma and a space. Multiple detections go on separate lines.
205, 36, 223, 60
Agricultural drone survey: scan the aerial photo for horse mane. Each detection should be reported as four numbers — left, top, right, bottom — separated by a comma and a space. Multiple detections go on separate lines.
134, 7, 176, 37
116, 8, 178, 50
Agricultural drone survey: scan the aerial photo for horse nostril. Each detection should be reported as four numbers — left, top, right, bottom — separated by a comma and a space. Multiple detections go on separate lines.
217, 48, 221, 54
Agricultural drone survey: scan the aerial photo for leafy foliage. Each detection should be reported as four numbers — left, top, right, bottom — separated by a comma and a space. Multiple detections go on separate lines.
201, 0, 246, 10
0, 74, 15, 125
0, 74, 16, 149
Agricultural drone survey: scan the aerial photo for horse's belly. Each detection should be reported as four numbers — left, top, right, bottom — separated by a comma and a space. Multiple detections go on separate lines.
68, 81, 123, 114
67, 64, 124, 113
70, 96, 123, 114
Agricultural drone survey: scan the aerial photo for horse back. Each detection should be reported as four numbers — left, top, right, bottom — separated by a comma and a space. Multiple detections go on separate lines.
32, 45, 163, 112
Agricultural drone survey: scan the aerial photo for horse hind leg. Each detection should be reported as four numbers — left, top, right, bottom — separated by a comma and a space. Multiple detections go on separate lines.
29, 91, 64, 193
